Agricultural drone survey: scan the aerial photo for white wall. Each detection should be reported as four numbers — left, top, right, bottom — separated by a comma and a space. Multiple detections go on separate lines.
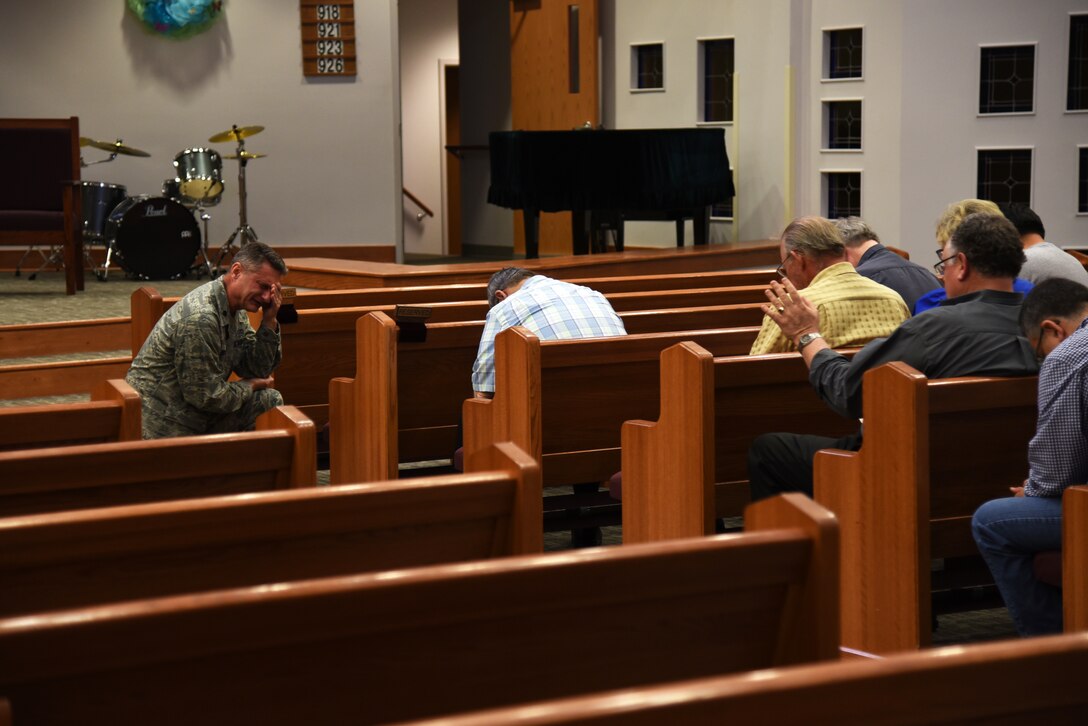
399, 0, 459, 256
0, 0, 401, 252
899, 0, 1088, 260
797, 2, 903, 250
604, 0, 795, 247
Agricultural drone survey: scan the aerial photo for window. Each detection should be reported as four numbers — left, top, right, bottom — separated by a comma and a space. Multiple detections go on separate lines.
977, 149, 1033, 206
1079, 147, 1088, 213
699, 39, 734, 123
825, 172, 861, 218
824, 28, 863, 80
979, 45, 1035, 114
824, 100, 862, 150
631, 43, 664, 91
1070, 15, 1088, 110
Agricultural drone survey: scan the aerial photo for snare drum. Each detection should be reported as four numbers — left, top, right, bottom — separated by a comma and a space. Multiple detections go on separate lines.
105, 196, 200, 280
172, 148, 223, 205
80, 181, 127, 240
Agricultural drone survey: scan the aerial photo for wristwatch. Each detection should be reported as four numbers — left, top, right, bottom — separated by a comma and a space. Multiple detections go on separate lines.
796, 332, 823, 351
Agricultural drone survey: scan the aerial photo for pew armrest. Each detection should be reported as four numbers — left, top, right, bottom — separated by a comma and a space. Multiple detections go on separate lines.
256, 405, 317, 487
744, 493, 840, 663
472, 441, 543, 554
328, 377, 356, 484
91, 379, 141, 441
1064, 485, 1088, 631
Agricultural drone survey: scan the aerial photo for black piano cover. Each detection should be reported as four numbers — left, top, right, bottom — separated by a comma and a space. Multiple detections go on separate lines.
487, 128, 735, 213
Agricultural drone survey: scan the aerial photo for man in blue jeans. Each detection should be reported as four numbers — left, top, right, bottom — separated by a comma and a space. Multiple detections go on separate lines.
973, 278, 1088, 635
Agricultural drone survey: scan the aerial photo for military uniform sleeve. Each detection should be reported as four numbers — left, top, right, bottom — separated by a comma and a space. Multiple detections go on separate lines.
175, 316, 254, 414
232, 320, 282, 380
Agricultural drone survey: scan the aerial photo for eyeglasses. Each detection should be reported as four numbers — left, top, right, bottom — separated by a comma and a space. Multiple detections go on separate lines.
776, 251, 794, 279
1034, 327, 1048, 363
933, 249, 960, 276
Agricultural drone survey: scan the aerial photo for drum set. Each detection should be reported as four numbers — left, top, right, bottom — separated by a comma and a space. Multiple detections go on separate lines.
73, 124, 266, 281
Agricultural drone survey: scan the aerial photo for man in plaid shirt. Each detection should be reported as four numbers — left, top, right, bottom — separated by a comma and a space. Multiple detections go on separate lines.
471, 268, 627, 397
973, 278, 1088, 635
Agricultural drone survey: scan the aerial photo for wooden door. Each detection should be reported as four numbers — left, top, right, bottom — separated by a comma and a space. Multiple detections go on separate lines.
509, 0, 599, 255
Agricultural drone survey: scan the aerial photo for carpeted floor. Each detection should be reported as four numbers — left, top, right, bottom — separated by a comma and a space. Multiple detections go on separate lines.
1, 269, 1022, 645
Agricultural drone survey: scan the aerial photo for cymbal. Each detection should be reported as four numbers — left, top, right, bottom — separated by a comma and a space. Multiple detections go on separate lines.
79, 136, 151, 157
209, 125, 264, 143
224, 151, 267, 160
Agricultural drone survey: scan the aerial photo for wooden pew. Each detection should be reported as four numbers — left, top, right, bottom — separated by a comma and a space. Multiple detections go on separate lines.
462, 332, 859, 528
0, 269, 776, 402
414, 633, 1088, 725
618, 344, 860, 542
813, 361, 1037, 654
1064, 485, 1088, 632
126, 269, 775, 352
0, 379, 139, 451
0, 442, 540, 618
329, 308, 767, 483
0, 493, 838, 725
0, 405, 316, 517
284, 242, 779, 289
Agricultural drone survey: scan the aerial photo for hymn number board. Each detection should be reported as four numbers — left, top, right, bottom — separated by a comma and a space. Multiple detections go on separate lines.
301, 1, 357, 77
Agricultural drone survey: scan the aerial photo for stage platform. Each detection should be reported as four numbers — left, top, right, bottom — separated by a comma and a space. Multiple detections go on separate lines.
283, 241, 779, 290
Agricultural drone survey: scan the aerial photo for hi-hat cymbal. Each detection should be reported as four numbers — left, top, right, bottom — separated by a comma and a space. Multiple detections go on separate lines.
79, 136, 151, 157
223, 151, 267, 160
209, 125, 265, 143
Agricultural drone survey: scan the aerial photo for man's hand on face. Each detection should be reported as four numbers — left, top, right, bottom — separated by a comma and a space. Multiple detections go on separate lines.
261, 283, 282, 328
762, 278, 820, 341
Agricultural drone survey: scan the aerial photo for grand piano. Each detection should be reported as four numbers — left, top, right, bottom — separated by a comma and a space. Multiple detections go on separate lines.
488, 128, 734, 258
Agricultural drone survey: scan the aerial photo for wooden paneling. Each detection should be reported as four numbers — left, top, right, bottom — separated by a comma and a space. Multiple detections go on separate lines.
509, 0, 599, 255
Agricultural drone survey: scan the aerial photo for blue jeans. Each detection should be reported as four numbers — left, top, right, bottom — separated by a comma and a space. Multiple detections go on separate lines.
971, 495, 1063, 636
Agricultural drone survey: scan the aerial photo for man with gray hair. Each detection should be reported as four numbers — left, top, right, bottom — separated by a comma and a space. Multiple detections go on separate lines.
749, 216, 909, 355
127, 242, 287, 438
472, 268, 626, 397
835, 216, 941, 311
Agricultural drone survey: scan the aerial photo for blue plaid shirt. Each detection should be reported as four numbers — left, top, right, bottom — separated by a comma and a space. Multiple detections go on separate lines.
1026, 317, 1088, 497
471, 275, 627, 393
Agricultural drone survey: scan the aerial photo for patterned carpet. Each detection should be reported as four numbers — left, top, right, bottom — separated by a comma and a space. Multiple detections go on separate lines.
2, 269, 1022, 646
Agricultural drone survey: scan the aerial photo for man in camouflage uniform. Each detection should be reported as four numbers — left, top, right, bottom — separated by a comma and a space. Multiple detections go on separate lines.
126, 242, 287, 438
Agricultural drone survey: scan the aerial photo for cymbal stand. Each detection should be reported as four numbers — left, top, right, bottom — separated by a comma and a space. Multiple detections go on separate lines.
193, 203, 214, 278
213, 129, 259, 273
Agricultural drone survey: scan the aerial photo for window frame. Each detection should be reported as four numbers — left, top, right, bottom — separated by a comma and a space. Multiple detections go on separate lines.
821, 169, 863, 219
1067, 12, 1088, 114
696, 36, 735, 126
821, 25, 865, 83
977, 41, 1038, 118
975, 145, 1035, 208
821, 98, 864, 153
630, 41, 666, 93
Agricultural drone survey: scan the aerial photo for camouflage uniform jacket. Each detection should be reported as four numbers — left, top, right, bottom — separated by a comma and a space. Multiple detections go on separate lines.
126, 278, 282, 438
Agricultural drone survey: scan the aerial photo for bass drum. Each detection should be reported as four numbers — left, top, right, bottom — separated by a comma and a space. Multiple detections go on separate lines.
105, 196, 200, 280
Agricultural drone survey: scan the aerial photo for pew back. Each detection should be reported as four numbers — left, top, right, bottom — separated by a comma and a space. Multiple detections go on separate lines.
330, 308, 765, 483
814, 361, 1037, 653
0, 494, 837, 725
462, 325, 763, 489
0, 379, 140, 451
620, 346, 860, 543
411, 633, 1088, 725
0, 405, 315, 517
0, 442, 540, 618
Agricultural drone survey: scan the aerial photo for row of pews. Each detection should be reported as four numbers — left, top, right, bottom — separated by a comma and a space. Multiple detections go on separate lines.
1, 246, 1086, 723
